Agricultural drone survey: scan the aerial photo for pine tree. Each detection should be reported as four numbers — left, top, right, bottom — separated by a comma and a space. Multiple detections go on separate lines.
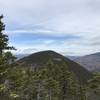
55, 59, 80, 100
0, 15, 15, 55
88, 72, 100, 96
0, 15, 16, 100
0, 15, 15, 82
41, 60, 60, 100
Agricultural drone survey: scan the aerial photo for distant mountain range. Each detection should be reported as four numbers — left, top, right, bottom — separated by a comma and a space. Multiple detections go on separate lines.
67, 56, 79, 60
73, 52, 100, 72
17, 50, 92, 83
16, 54, 28, 59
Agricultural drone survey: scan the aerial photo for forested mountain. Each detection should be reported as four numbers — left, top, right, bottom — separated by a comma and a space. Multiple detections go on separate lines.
17, 50, 92, 83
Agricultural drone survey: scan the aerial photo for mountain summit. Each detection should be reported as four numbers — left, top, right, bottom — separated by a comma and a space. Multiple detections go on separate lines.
18, 50, 92, 83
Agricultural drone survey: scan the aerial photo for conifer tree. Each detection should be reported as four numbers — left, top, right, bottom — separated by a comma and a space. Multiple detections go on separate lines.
41, 60, 60, 100
0, 15, 15, 55
0, 15, 16, 100
88, 72, 100, 96
56, 60, 80, 100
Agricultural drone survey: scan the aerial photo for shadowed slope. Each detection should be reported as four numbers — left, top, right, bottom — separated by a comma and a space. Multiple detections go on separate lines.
74, 52, 100, 72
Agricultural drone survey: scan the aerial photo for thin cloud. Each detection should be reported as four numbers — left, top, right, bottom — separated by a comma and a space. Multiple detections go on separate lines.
0, 0, 100, 55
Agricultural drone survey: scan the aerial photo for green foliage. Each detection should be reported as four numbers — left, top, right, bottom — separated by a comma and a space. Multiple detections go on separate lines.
88, 72, 100, 96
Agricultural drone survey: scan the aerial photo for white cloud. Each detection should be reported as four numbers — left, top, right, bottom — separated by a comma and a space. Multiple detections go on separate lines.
0, 0, 100, 55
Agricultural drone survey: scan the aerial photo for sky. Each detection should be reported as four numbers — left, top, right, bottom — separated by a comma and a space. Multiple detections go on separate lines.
0, 0, 100, 56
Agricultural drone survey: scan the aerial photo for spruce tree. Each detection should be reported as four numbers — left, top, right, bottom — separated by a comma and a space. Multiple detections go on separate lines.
0, 15, 16, 100
88, 72, 100, 96
0, 15, 15, 55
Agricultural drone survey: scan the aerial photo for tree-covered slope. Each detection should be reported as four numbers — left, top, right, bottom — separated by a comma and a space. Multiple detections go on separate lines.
18, 50, 92, 83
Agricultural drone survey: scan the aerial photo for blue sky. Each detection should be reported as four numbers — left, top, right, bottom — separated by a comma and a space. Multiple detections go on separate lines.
0, 0, 100, 56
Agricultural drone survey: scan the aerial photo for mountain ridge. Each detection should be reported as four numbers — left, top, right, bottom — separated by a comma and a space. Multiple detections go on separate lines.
74, 52, 100, 72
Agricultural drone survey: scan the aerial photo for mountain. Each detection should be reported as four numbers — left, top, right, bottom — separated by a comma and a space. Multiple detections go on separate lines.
74, 52, 100, 72
67, 56, 79, 60
18, 50, 92, 83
